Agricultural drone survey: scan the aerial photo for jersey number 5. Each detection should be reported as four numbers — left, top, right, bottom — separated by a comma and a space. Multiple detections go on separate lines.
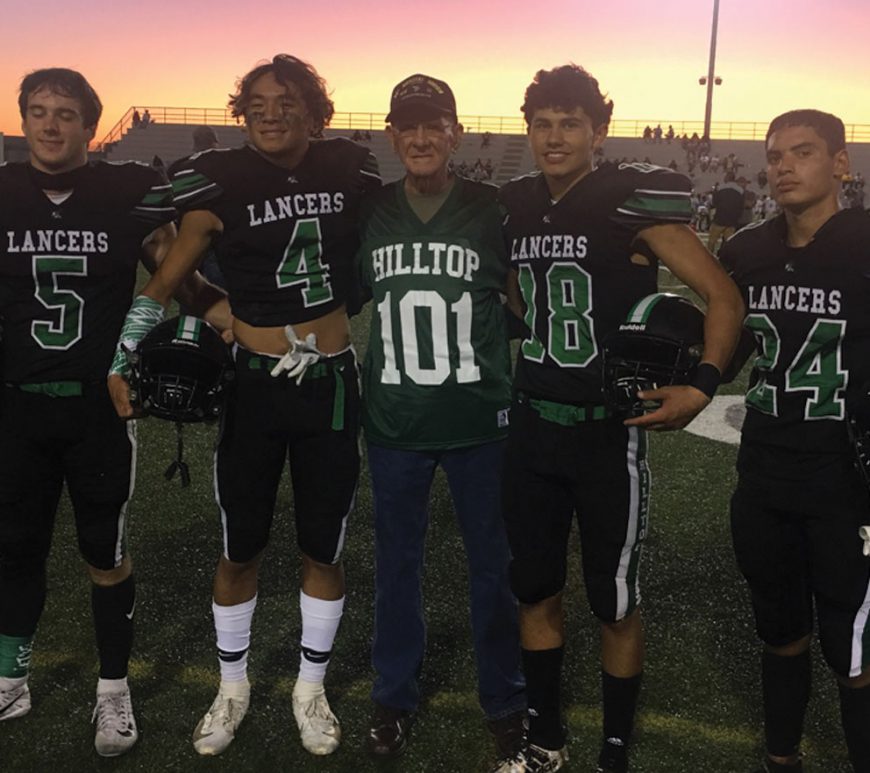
31, 255, 86, 350
275, 217, 333, 307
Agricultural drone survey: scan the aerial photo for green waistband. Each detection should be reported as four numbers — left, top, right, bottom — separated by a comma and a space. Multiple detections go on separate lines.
527, 396, 612, 426
13, 381, 84, 398
241, 349, 353, 381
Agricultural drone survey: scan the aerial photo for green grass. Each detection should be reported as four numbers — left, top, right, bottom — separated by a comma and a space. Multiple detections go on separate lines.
0, 298, 852, 772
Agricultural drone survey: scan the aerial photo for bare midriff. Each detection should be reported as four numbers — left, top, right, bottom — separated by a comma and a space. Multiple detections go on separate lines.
232, 304, 351, 356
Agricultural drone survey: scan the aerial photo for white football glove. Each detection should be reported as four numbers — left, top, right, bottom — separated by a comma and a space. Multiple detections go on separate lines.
270, 325, 323, 384
860, 525, 870, 557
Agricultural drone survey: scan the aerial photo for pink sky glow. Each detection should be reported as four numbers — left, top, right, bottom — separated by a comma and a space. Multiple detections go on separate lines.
1, 0, 868, 141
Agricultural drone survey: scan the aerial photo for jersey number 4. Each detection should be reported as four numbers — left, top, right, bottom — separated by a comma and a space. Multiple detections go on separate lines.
275, 218, 333, 307
377, 290, 480, 385
745, 313, 847, 419
31, 255, 86, 350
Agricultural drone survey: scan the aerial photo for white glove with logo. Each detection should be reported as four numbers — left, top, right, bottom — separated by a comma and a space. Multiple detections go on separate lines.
860, 525, 870, 557
270, 325, 323, 384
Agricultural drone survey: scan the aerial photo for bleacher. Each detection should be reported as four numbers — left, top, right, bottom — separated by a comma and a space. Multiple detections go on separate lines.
102, 123, 247, 167
103, 123, 520, 184
102, 120, 870, 192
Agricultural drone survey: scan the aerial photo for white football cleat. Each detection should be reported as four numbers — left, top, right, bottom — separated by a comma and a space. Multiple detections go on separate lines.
92, 687, 138, 757
292, 680, 341, 755
192, 680, 250, 756
0, 678, 31, 721
491, 742, 569, 773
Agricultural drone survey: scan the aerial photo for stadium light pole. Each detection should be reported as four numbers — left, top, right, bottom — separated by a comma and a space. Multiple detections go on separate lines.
702, 0, 721, 139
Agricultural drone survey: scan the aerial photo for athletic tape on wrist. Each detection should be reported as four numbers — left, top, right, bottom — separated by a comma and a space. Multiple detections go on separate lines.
109, 295, 165, 376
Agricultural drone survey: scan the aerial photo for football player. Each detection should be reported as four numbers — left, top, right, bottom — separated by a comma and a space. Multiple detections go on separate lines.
495, 65, 744, 772
720, 110, 870, 773
0, 67, 212, 756
168, 126, 226, 302
358, 74, 525, 761
108, 54, 380, 757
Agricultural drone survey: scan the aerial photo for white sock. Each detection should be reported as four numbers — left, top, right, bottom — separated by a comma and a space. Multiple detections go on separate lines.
298, 591, 344, 684
293, 678, 325, 700
213, 595, 257, 683
220, 679, 250, 698
97, 676, 128, 695
0, 675, 27, 690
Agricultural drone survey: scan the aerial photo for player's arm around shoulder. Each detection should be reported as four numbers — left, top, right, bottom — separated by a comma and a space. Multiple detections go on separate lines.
505, 268, 523, 318
626, 222, 745, 430
348, 187, 387, 316
498, 190, 527, 331
108, 209, 226, 419
142, 209, 224, 307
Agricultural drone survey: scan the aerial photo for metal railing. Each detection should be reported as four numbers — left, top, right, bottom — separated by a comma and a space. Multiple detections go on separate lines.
97, 107, 870, 150
97, 106, 239, 150
613, 120, 870, 143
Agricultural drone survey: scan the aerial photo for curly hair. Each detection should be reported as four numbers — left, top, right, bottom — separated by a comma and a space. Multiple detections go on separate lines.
521, 64, 613, 131
228, 54, 334, 137
18, 68, 103, 130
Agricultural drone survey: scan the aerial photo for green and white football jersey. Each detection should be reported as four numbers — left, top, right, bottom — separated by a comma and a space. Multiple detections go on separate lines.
359, 177, 511, 450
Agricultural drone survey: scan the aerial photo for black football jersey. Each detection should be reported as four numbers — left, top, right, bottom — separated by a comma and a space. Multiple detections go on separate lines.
0, 161, 175, 383
500, 162, 692, 403
720, 208, 870, 459
170, 139, 380, 326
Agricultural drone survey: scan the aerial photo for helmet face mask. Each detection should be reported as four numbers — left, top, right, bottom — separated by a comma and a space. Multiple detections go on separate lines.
131, 316, 234, 423
602, 294, 705, 415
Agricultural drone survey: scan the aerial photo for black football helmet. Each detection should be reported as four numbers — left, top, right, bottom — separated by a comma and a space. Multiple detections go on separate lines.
602, 293, 705, 414
130, 316, 234, 423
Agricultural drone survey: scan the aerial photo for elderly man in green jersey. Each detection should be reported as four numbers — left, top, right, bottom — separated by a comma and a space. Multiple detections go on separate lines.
357, 74, 526, 763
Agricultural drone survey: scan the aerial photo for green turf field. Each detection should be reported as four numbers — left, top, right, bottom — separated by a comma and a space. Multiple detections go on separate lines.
0, 286, 853, 772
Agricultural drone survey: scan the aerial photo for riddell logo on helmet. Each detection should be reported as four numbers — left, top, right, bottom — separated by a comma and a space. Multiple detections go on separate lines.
618, 323, 648, 332
170, 338, 199, 348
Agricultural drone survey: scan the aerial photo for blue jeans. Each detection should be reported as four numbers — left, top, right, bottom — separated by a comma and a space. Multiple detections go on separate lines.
367, 440, 525, 719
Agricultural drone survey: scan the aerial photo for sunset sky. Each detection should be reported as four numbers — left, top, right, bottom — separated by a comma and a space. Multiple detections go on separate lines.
1, 0, 868, 140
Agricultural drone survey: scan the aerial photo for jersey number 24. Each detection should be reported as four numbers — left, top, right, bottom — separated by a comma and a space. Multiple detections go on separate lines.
745, 313, 846, 419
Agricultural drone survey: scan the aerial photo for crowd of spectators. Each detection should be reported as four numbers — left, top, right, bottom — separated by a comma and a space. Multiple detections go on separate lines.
842, 171, 866, 209
453, 158, 494, 181
642, 123, 676, 143
691, 166, 867, 244
116, 121, 870, 232
635, 129, 748, 181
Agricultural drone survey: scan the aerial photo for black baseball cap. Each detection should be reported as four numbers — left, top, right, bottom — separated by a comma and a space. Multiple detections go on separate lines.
386, 74, 457, 123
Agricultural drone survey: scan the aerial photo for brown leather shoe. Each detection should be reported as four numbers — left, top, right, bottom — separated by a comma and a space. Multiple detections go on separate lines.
367, 703, 415, 757
487, 710, 528, 759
